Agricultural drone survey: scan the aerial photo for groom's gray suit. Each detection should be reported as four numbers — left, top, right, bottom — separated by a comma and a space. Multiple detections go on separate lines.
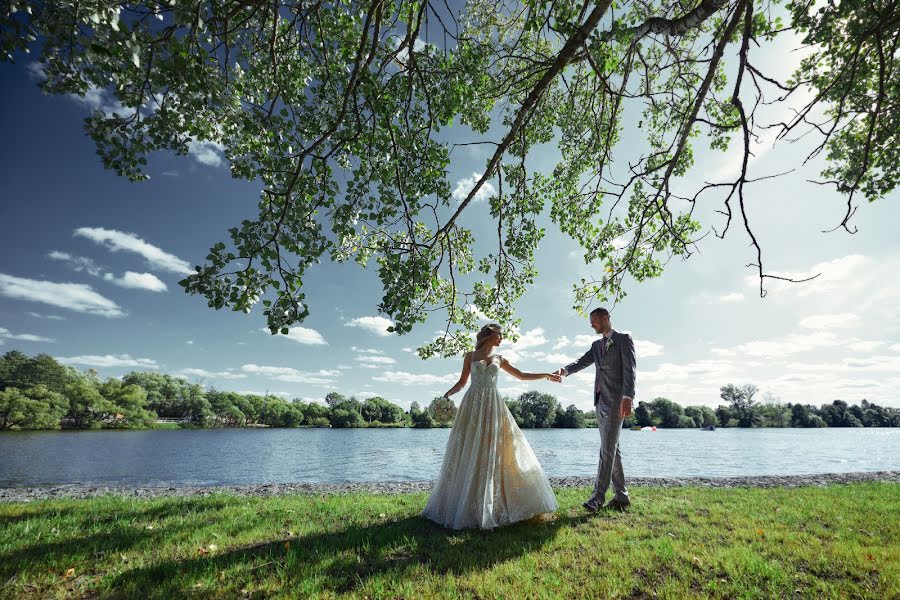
563, 330, 636, 504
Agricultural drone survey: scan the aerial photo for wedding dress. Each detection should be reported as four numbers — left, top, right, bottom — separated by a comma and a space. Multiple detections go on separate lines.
423, 355, 558, 529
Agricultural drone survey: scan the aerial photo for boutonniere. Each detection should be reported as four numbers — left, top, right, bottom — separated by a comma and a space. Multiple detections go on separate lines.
605, 337, 615, 349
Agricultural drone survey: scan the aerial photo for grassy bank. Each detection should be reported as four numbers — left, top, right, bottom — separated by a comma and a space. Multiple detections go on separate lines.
1, 484, 897, 599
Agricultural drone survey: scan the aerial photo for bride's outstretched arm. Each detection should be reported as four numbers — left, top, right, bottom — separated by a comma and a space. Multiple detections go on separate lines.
442, 352, 472, 397
500, 358, 562, 382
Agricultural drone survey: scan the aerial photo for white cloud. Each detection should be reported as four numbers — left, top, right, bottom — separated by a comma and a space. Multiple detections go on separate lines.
236, 390, 293, 398
710, 127, 780, 183
28, 312, 65, 320
552, 336, 571, 350
719, 292, 745, 303
712, 330, 841, 358
26, 61, 47, 81
103, 271, 168, 292
345, 316, 394, 337
798, 313, 860, 330
74, 227, 193, 275
371, 371, 458, 385
551, 332, 660, 359
176, 368, 247, 380
187, 139, 226, 167
0, 274, 125, 318
451, 172, 497, 203
498, 384, 530, 398
846, 341, 884, 353
69, 85, 136, 118
261, 326, 327, 345
634, 339, 664, 358
745, 254, 868, 297
0, 327, 55, 343
57, 354, 158, 368
240, 364, 339, 384
356, 355, 397, 365
351, 346, 384, 354
465, 303, 490, 322
541, 352, 576, 364
48, 251, 104, 276
572, 334, 598, 347
186, 340, 194, 345
49, 249, 167, 293
890, 343, 900, 352
393, 37, 428, 68
508, 327, 548, 351
295, 396, 326, 404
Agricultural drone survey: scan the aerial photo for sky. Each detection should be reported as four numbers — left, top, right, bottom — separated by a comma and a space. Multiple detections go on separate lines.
1, 20, 899, 411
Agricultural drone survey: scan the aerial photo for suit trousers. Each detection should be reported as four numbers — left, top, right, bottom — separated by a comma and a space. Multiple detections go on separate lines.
593, 393, 629, 503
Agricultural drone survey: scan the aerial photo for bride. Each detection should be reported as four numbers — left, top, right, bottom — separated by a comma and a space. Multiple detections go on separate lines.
423, 324, 561, 530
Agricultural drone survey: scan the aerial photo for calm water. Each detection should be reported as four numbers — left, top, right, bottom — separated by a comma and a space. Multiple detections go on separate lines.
1, 428, 897, 487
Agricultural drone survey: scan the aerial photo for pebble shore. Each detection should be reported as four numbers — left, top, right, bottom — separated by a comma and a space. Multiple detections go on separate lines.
1, 471, 896, 503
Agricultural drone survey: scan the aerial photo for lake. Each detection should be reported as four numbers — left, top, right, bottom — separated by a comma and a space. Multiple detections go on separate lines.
1, 428, 897, 487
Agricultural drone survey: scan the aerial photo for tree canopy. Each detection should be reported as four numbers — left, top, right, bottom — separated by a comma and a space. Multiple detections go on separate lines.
2, 0, 896, 355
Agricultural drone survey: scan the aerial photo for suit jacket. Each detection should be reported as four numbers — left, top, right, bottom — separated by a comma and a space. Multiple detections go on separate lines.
564, 331, 636, 406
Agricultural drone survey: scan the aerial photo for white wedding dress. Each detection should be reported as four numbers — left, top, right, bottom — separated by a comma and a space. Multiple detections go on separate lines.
423, 355, 558, 530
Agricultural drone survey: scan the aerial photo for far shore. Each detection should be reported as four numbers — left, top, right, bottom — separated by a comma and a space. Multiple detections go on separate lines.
3, 471, 897, 503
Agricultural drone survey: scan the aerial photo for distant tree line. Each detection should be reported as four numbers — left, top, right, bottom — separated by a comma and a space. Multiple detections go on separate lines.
1, 351, 897, 430
0, 350, 460, 430
625, 385, 900, 429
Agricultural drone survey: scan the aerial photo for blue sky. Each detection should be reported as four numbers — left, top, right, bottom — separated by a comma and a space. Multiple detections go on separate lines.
2, 26, 899, 411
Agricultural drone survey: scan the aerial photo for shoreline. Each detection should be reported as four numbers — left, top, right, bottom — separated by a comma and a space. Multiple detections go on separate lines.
1, 470, 897, 503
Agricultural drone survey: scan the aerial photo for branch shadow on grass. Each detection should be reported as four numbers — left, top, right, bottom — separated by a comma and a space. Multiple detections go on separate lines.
0, 497, 235, 580
107, 510, 595, 598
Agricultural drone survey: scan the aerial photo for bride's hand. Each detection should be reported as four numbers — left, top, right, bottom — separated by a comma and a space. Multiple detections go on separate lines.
546, 373, 562, 383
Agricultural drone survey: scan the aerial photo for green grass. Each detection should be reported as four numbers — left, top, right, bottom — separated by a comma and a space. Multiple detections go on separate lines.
1, 484, 897, 599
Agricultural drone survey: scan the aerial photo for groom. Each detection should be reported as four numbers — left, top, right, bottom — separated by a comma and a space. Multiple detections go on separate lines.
555, 307, 636, 512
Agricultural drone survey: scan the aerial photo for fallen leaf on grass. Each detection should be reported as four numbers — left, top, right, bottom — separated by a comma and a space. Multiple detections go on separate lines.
865, 553, 876, 562
63, 568, 75, 579
284, 541, 291, 550
692, 556, 702, 567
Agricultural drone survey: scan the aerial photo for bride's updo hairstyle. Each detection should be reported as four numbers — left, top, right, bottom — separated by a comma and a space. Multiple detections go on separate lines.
475, 324, 502, 350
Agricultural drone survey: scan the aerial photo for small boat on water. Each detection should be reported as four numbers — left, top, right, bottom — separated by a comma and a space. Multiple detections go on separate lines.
701, 425, 716, 431
640, 426, 657, 431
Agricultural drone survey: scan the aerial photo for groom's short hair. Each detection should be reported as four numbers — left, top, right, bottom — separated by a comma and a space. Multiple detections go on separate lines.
590, 307, 609, 319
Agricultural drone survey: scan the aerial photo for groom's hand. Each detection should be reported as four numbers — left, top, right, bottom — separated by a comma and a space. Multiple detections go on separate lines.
621, 396, 633, 417
552, 368, 564, 382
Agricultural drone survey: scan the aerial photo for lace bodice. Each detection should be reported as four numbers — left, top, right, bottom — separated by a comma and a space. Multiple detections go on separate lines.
469, 355, 501, 388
